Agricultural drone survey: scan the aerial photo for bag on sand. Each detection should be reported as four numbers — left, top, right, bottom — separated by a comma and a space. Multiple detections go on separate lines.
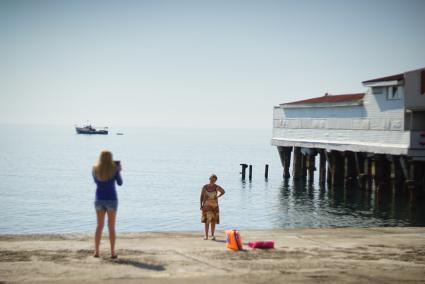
248, 240, 275, 249
226, 229, 243, 251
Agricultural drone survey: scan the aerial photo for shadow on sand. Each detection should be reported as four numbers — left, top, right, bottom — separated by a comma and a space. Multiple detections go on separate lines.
108, 258, 166, 271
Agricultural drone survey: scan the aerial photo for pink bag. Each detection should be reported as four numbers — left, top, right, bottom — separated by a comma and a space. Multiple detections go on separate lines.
248, 240, 274, 249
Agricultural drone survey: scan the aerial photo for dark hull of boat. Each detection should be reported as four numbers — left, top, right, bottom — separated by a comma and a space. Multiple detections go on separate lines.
76, 128, 108, 135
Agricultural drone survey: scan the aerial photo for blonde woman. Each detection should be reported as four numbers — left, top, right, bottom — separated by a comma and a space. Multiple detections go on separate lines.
92, 150, 123, 258
200, 174, 225, 240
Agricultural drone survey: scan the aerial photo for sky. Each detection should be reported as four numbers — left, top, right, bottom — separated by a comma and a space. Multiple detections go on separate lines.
0, 0, 424, 129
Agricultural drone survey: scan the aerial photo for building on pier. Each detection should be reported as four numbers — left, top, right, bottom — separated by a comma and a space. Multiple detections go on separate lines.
272, 67, 425, 190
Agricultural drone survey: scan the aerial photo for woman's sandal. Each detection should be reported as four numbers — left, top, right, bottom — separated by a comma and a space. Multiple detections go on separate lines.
211, 236, 216, 241
93, 253, 99, 258
111, 254, 118, 259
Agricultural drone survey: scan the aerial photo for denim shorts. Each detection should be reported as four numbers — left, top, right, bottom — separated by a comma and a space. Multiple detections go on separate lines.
94, 200, 118, 211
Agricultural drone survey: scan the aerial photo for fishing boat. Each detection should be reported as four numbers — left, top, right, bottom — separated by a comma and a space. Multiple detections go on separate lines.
75, 124, 108, 135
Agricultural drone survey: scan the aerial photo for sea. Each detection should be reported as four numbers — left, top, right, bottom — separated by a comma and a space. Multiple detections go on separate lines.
0, 124, 423, 234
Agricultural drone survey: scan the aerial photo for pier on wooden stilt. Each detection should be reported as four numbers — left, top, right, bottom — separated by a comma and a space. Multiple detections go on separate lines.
275, 146, 425, 193
272, 67, 425, 202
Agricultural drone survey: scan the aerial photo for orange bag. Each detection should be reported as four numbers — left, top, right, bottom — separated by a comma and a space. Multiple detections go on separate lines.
226, 229, 243, 251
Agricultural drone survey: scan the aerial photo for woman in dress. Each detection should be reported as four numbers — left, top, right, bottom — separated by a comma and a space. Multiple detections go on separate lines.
200, 174, 225, 240
92, 150, 123, 258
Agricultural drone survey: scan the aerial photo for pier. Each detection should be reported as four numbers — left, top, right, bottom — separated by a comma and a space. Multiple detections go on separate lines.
272, 68, 425, 194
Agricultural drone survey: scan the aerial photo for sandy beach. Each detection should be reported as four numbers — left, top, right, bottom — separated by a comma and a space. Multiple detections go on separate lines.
1, 227, 425, 283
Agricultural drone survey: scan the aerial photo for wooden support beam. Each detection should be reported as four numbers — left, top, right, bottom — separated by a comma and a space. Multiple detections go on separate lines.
358, 153, 369, 189
277, 146, 285, 167
354, 152, 365, 188
278, 146, 292, 179
283, 147, 292, 179
293, 147, 302, 180
325, 151, 332, 185
374, 154, 391, 190
240, 163, 248, 180
319, 150, 326, 185
334, 151, 345, 186
301, 153, 307, 179
363, 155, 373, 190
392, 156, 405, 192
400, 157, 414, 191
403, 161, 425, 197
264, 164, 269, 179
411, 161, 425, 192
399, 156, 410, 180
344, 151, 357, 187
354, 152, 365, 177
329, 151, 344, 187
307, 152, 316, 182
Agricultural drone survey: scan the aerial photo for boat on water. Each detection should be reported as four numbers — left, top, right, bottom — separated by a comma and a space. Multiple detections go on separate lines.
75, 124, 108, 135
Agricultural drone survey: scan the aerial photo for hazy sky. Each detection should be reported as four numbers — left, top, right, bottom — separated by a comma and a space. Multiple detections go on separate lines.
1, 0, 424, 128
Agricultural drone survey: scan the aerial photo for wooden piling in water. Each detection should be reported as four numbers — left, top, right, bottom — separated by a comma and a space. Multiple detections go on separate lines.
319, 149, 326, 184
307, 152, 316, 182
344, 151, 357, 186
293, 147, 302, 180
264, 164, 269, 179
354, 152, 364, 177
284, 147, 292, 179
392, 156, 404, 192
301, 153, 307, 179
355, 152, 366, 188
249, 165, 252, 180
277, 144, 424, 193
410, 161, 425, 193
382, 155, 391, 189
366, 156, 373, 190
329, 151, 344, 187
278, 146, 292, 179
374, 154, 391, 190
326, 151, 332, 185
240, 163, 248, 180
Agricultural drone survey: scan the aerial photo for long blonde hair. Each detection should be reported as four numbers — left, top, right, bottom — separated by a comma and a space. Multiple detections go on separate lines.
94, 150, 116, 181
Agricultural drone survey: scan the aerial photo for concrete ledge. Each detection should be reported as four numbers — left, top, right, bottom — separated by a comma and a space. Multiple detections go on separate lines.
1, 227, 425, 283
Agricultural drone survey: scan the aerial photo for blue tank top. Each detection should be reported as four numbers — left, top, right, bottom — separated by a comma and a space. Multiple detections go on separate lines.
93, 170, 123, 201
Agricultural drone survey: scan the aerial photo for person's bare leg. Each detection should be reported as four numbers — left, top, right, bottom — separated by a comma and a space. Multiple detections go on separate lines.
107, 209, 117, 257
204, 223, 209, 239
211, 222, 216, 239
94, 209, 106, 256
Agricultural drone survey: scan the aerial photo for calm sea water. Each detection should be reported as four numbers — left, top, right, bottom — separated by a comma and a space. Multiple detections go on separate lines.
0, 125, 423, 234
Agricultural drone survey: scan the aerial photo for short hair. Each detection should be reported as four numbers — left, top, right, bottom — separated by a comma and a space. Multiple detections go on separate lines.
209, 174, 218, 180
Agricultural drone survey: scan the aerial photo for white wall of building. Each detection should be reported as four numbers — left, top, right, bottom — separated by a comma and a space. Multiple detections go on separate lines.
272, 87, 410, 154
273, 91, 405, 132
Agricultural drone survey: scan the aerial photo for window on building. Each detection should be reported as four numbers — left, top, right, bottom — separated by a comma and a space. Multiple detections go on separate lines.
387, 86, 401, 100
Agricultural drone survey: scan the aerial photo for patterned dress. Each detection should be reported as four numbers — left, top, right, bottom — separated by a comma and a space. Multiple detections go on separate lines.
201, 185, 220, 224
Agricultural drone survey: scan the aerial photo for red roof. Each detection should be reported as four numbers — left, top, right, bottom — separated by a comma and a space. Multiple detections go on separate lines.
362, 73, 404, 84
283, 93, 365, 105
